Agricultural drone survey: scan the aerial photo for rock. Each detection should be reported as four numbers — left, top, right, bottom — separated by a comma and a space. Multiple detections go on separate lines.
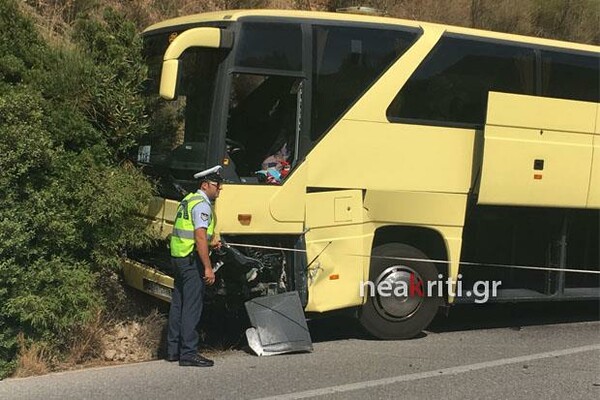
116, 327, 129, 340
117, 353, 126, 361
104, 350, 117, 361
131, 322, 140, 334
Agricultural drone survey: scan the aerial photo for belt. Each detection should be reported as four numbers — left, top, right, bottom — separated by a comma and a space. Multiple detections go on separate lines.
171, 253, 197, 268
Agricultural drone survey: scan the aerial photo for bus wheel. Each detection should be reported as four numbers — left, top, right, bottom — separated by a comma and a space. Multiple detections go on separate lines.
359, 243, 441, 339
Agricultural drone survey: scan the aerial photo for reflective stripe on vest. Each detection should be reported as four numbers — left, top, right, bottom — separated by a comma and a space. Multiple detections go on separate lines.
170, 192, 215, 257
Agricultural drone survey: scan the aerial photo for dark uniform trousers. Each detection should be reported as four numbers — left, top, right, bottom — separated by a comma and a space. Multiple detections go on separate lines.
167, 254, 205, 359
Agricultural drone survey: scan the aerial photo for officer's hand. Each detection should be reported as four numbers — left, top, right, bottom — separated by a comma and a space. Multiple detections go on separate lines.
204, 267, 216, 286
210, 239, 222, 250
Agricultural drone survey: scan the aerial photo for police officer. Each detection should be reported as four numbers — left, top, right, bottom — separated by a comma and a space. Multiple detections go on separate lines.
167, 165, 223, 367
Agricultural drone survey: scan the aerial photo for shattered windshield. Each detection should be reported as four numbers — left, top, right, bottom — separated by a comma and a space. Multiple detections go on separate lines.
140, 31, 225, 197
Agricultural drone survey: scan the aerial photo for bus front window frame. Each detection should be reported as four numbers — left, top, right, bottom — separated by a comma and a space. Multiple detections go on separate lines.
139, 26, 233, 197
217, 20, 308, 185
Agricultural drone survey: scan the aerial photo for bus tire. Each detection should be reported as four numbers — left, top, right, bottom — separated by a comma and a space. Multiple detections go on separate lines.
359, 243, 441, 339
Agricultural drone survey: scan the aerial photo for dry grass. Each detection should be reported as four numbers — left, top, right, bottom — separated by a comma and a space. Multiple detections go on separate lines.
64, 309, 106, 366
13, 334, 50, 378
134, 309, 167, 359
12, 302, 168, 378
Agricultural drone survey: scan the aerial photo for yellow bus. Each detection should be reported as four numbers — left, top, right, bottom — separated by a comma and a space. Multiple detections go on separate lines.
124, 9, 600, 339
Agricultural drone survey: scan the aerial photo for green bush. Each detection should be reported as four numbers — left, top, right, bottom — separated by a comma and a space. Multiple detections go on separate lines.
0, 0, 153, 378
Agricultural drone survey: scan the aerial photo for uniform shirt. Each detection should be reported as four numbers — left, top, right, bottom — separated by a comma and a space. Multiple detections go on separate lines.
191, 189, 212, 231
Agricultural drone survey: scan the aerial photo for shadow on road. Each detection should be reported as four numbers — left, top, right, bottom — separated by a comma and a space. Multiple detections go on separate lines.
307, 315, 369, 343
304, 300, 599, 343
428, 300, 600, 333
156, 298, 599, 356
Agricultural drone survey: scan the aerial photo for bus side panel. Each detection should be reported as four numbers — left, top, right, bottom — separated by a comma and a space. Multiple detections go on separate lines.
304, 120, 476, 194
303, 190, 468, 313
587, 105, 600, 208
215, 185, 303, 234
480, 126, 593, 207
479, 92, 596, 208
301, 118, 474, 309
364, 191, 467, 303
364, 191, 467, 227
304, 190, 370, 312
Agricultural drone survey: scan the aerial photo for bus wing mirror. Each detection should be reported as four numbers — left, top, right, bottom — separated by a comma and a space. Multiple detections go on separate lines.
159, 27, 233, 100
159, 59, 181, 100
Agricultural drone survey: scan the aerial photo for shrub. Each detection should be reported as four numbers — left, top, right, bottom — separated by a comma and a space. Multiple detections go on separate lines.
0, 0, 153, 378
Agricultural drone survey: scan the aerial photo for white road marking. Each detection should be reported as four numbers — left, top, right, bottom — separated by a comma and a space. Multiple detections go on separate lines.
254, 344, 600, 400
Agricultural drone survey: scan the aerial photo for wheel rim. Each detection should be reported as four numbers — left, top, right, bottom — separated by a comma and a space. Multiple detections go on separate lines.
373, 265, 424, 321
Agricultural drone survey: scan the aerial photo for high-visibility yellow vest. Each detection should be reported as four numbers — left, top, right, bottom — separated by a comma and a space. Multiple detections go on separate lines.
170, 192, 215, 257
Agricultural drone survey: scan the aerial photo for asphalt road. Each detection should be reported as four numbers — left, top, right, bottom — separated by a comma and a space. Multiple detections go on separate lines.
1, 302, 599, 400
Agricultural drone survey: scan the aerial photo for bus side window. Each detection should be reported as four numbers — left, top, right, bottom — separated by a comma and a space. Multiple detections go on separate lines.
311, 26, 417, 141
541, 51, 599, 103
387, 36, 536, 127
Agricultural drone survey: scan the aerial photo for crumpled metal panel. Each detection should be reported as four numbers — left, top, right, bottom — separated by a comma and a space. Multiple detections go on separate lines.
245, 291, 313, 356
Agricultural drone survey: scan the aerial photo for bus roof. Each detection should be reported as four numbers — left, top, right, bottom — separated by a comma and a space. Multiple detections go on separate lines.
143, 9, 599, 53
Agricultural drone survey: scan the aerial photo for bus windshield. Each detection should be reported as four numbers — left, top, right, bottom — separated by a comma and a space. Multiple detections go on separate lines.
139, 32, 226, 198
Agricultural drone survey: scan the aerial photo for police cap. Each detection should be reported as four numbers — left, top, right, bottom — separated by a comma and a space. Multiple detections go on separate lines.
193, 165, 223, 183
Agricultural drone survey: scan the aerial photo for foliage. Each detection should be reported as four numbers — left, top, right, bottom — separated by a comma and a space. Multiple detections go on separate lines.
0, 0, 153, 378
72, 9, 148, 157
304, 0, 599, 44
531, 0, 600, 44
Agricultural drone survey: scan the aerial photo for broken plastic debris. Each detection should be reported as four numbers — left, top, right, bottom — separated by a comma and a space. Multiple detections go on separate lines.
245, 292, 313, 356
